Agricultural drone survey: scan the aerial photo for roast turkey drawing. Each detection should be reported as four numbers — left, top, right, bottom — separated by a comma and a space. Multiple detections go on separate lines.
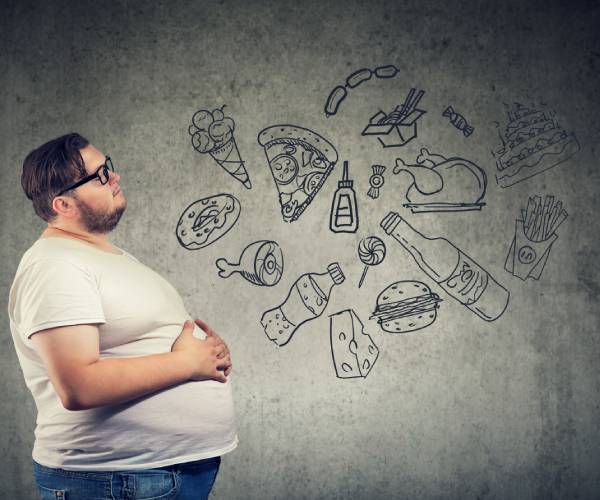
393, 148, 487, 213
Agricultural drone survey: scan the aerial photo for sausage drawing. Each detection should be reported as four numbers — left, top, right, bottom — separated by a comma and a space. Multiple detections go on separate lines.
345, 68, 373, 88
374, 65, 399, 79
324, 86, 347, 117
324, 64, 400, 117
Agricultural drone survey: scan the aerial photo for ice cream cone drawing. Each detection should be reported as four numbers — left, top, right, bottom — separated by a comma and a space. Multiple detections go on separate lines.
189, 106, 252, 189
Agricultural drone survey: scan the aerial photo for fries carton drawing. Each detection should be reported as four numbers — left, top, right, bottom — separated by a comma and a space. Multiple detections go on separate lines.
505, 195, 567, 280
361, 88, 426, 147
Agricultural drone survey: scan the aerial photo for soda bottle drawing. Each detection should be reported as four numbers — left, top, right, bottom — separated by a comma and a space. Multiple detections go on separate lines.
261, 263, 345, 346
380, 212, 509, 321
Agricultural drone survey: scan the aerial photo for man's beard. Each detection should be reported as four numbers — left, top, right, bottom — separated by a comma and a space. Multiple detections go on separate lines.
74, 195, 127, 234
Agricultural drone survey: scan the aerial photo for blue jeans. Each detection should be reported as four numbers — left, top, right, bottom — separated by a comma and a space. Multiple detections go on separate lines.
33, 456, 221, 499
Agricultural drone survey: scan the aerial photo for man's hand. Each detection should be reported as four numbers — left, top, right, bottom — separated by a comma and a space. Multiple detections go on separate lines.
171, 320, 232, 383
194, 319, 233, 377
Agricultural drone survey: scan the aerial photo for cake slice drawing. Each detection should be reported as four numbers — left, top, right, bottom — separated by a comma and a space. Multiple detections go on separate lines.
493, 102, 579, 188
258, 125, 338, 222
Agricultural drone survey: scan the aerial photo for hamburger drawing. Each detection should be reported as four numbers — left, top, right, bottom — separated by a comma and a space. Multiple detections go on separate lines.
370, 281, 442, 333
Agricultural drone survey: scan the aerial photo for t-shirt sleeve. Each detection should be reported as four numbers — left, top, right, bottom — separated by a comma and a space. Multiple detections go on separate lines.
12, 258, 106, 341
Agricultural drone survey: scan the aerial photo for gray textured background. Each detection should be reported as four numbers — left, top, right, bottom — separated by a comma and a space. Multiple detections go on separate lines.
1, 0, 600, 499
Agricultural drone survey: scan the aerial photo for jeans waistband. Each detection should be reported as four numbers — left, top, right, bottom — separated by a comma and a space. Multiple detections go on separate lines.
33, 455, 221, 477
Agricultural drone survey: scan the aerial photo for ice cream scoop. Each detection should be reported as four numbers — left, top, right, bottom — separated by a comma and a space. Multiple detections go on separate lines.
189, 105, 252, 189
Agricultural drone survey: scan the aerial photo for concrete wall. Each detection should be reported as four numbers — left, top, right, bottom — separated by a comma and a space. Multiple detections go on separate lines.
1, 0, 599, 498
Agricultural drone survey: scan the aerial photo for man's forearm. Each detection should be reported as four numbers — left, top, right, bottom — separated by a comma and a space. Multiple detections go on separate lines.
67, 352, 192, 410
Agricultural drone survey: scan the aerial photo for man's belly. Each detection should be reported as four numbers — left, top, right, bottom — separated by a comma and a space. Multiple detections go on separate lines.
35, 377, 237, 468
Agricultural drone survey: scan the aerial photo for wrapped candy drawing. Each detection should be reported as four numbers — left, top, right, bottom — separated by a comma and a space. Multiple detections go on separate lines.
189, 106, 252, 189
505, 195, 567, 281
367, 164, 386, 199
216, 240, 284, 287
393, 148, 487, 213
442, 106, 474, 137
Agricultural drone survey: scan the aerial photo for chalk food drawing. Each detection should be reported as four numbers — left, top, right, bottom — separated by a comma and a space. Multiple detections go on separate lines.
261, 263, 345, 347
357, 236, 386, 288
324, 64, 400, 117
505, 195, 567, 281
257, 125, 338, 223
329, 161, 359, 233
442, 106, 474, 136
216, 240, 284, 286
370, 281, 441, 333
329, 309, 379, 379
367, 164, 387, 199
189, 106, 251, 189
361, 88, 426, 148
380, 211, 510, 322
393, 148, 487, 213
176, 193, 240, 250
493, 102, 579, 188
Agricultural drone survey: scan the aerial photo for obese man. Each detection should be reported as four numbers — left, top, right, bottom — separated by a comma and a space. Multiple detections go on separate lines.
8, 133, 237, 499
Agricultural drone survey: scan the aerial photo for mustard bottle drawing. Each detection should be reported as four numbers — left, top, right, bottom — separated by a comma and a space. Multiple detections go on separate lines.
380, 211, 509, 321
261, 263, 345, 346
330, 161, 359, 233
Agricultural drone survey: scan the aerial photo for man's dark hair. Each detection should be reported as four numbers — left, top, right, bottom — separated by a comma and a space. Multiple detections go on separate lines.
21, 133, 89, 222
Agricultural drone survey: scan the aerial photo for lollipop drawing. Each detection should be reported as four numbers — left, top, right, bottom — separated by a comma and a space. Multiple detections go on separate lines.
189, 106, 252, 189
357, 236, 387, 288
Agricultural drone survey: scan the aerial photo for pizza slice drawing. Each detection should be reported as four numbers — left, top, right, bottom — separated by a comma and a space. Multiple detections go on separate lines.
258, 125, 338, 222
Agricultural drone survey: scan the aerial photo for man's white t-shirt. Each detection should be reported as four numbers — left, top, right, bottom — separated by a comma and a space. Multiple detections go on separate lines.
8, 237, 238, 471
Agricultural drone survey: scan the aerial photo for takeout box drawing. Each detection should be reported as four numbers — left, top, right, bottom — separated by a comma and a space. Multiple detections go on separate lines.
361, 88, 426, 148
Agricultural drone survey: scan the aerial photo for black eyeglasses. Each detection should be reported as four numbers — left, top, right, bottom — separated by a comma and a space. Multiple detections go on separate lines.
57, 156, 115, 196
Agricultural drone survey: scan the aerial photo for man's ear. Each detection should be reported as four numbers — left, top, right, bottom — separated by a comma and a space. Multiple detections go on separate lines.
51, 195, 78, 219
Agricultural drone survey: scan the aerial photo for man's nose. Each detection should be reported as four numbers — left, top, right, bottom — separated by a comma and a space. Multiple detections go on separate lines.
108, 170, 121, 183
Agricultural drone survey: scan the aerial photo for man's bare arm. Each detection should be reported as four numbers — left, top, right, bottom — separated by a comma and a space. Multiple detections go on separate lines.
30, 320, 231, 411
